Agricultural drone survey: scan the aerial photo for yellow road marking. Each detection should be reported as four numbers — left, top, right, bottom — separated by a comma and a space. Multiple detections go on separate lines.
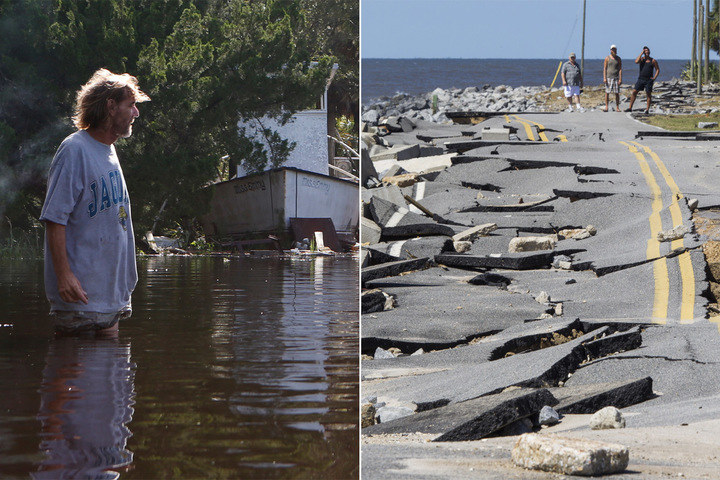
620, 141, 668, 322
504, 114, 511, 123
514, 115, 549, 142
512, 115, 535, 141
556, 134, 568, 142
631, 142, 684, 200
632, 142, 695, 322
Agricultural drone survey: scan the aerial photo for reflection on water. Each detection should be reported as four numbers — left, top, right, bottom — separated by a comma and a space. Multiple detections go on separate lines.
34, 336, 135, 480
0, 256, 358, 479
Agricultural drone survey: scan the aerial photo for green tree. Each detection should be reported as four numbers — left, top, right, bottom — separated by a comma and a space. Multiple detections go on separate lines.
0, 0, 351, 242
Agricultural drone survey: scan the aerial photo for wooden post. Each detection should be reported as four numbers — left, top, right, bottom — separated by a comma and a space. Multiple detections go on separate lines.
698, 0, 704, 93
581, 0, 586, 76
692, 0, 697, 77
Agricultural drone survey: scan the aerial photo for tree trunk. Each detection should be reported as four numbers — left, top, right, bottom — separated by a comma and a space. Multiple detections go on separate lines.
693, 0, 697, 77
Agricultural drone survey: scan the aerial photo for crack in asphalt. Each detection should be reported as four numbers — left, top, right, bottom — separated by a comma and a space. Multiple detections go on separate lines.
581, 354, 718, 366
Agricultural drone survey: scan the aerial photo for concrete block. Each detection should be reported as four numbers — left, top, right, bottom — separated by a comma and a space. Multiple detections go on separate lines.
481, 128, 510, 141
509, 236, 556, 253
512, 433, 629, 476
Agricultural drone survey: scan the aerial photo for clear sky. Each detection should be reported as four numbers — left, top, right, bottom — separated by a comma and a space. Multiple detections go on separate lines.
362, 0, 714, 60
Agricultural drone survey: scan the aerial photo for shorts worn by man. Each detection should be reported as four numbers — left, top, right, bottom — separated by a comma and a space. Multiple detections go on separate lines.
40, 69, 150, 334
561, 53, 584, 111
603, 45, 623, 112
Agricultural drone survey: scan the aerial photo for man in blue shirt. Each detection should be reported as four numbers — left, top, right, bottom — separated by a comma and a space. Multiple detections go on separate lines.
40, 69, 150, 335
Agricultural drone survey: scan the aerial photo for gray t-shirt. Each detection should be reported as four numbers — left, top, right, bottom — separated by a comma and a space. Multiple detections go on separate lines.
561, 61, 582, 86
40, 130, 137, 314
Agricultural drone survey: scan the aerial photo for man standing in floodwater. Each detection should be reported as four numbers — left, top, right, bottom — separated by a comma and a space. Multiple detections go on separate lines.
603, 45, 623, 112
40, 69, 150, 335
626, 46, 659, 114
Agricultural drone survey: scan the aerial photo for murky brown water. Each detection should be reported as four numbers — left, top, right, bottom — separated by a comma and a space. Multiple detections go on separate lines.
0, 255, 359, 479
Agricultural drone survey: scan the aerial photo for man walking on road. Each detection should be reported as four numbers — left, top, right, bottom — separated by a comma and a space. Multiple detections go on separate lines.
603, 45, 623, 112
561, 53, 584, 111
40, 69, 150, 335
626, 46, 659, 114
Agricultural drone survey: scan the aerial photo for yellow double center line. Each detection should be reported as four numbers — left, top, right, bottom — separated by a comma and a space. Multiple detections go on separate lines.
620, 141, 695, 323
507, 115, 566, 142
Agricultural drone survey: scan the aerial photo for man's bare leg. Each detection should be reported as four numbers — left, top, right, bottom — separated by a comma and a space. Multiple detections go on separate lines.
97, 322, 119, 337
626, 90, 638, 111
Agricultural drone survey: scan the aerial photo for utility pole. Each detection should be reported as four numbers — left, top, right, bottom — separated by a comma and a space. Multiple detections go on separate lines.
705, 0, 710, 82
698, 0, 704, 94
692, 0, 697, 77
581, 0, 586, 76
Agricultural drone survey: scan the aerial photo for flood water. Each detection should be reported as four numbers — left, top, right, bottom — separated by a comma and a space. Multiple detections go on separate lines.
0, 255, 359, 479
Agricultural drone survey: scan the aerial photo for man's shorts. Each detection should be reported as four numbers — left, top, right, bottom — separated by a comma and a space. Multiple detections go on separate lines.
564, 85, 581, 98
51, 308, 132, 334
634, 78, 654, 94
605, 78, 619, 94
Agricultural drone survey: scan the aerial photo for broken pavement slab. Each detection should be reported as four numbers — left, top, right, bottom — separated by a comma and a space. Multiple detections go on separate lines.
372, 153, 456, 176
361, 257, 432, 285
551, 377, 654, 414
363, 388, 557, 442
360, 217, 382, 245
369, 143, 420, 161
435, 251, 557, 270
362, 266, 550, 352
364, 236, 451, 263
361, 327, 614, 409
369, 197, 455, 238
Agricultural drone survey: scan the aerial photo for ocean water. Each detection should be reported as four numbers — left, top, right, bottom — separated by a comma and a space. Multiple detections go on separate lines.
362, 58, 688, 103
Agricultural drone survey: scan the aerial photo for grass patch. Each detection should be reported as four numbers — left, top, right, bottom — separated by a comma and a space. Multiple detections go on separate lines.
639, 112, 720, 131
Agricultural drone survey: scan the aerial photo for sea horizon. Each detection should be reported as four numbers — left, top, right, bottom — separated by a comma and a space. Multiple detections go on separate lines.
362, 58, 689, 103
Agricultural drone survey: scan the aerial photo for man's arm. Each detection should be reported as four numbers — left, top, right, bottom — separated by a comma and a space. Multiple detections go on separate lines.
561, 64, 567, 85
652, 59, 659, 81
618, 58, 623, 84
603, 56, 608, 83
46, 221, 88, 304
635, 52, 643, 64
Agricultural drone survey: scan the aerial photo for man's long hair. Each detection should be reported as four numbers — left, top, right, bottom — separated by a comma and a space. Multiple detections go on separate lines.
72, 68, 150, 130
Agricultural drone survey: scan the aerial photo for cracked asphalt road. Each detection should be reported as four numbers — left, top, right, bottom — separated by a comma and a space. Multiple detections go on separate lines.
361, 110, 720, 478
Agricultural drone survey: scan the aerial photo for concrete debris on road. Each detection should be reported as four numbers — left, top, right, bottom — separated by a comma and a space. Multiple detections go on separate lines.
511, 433, 629, 476
590, 406, 627, 430
657, 224, 691, 242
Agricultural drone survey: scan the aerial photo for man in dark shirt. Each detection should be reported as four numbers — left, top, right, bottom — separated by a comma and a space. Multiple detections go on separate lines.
626, 46, 659, 114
